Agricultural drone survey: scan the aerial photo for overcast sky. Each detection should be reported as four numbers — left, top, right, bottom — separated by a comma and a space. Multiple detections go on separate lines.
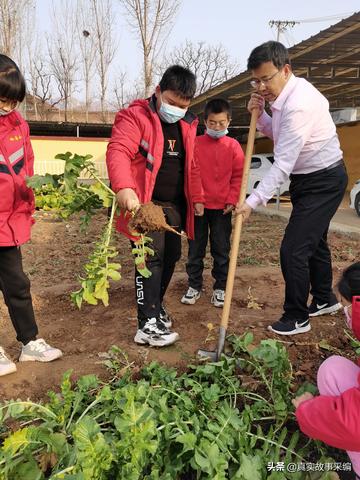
36, 0, 359, 93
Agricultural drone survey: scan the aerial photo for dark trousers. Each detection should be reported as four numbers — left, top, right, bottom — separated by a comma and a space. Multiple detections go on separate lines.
135, 204, 182, 322
186, 209, 232, 291
0, 246, 38, 343
281, 163, 348, 321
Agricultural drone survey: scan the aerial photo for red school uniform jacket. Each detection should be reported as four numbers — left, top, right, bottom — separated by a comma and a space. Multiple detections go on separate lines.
0, 110, 35, 247
296, 296, 360, 452
195, 133, 244, 210
106, 96, 204, 240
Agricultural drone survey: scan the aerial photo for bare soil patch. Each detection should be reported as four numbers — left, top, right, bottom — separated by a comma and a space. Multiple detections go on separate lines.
0, 210, 358, 402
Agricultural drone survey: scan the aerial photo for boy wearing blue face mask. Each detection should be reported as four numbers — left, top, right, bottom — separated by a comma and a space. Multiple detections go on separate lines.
107, 65, 204, 347
181, 99, 244, 307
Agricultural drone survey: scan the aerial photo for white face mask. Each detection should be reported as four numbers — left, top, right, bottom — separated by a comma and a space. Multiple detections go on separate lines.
206, 127, 228, 139
158, 94, 187, 123
0, 106, 17, 116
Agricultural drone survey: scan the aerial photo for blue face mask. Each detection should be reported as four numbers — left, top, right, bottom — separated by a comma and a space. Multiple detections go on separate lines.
206, 127, 228, 139
158, 95, 187, 123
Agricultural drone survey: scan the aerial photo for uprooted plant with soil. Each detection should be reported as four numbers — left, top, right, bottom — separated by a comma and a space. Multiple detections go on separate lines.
28, 152, 181, 307
129, 202, 182, 236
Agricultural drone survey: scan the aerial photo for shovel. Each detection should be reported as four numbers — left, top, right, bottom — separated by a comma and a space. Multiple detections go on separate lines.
198, 108, 259, 361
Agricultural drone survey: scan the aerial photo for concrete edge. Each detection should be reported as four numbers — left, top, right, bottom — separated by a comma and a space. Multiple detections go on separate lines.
255, 206, 360, 236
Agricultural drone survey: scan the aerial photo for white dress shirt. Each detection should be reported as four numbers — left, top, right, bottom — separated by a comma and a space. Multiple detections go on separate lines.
246, 74, 343, 209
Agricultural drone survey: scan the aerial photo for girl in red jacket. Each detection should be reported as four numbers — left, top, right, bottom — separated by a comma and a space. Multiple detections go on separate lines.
294, 262, 360, 477
0, 54, 62, 377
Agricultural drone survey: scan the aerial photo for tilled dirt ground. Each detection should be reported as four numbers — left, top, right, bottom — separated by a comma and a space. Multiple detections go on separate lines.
0, 209, 359, 401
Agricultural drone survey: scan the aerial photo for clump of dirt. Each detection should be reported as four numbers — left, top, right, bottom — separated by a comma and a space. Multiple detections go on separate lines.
129, 202, 182, 235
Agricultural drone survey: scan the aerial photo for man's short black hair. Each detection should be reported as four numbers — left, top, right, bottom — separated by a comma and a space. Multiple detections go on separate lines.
247, 41, 291, 71
204, 98, 231, 120
0, 54, 26, 102
338, 262, 360, 302
159, 65, 196, 100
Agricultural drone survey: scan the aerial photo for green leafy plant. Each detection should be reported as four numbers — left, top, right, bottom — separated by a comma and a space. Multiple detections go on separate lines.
0, 335, 336, 479
28, 152, 159, 308
28, 152, 120, 308
71, 198, 121, 308
131, 234, 154, 278
344, 328, 360, 356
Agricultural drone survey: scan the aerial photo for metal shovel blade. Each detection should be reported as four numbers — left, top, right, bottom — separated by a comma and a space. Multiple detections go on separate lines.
197, 349, 218, 361
197, 326, 226, 362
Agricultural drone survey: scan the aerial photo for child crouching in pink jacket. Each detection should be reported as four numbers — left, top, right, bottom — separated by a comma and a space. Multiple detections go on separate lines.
294, 262, 360, 478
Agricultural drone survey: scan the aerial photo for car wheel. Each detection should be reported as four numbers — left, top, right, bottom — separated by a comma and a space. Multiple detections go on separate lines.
355, 193, 360, 217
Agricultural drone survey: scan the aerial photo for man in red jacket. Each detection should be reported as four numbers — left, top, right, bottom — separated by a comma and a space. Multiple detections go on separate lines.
107, 65, 204, 347
181, 99, 244, 307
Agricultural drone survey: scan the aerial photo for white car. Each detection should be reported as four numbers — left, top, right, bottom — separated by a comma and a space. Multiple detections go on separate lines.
350, 179, 360, 217
247, 153, 290, 196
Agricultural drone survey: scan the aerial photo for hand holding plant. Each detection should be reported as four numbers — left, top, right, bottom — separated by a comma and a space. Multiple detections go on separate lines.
28, 154, 182, 308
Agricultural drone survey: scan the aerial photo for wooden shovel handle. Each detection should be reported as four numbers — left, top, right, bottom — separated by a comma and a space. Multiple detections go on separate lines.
220, 109, 258, 330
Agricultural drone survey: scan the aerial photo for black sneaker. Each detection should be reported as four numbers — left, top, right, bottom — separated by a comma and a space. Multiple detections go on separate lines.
159, 304, 173, 329
268, 318, 311, 336
308, 298, 343, 317
134, 317, 179, 347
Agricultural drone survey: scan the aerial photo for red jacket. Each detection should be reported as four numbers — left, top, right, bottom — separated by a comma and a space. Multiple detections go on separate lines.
0, 111, 35, 247
296, 296, 360, 452
195, 133, 244, 209
106, 97, 204, 239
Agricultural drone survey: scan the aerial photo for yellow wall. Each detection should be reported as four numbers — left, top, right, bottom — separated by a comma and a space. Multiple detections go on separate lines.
31, 137, 108, 164
337, 122, 360, 190
31, 136, 108, 177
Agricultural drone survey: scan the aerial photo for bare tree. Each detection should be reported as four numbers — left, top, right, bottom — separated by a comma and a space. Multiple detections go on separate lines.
47, 0, 79, 122
161, 40, 240, 95
21, 2, 38, 118
112, 70, 144, 110
31, 58, 64, 120
76, 0, 96, 123
0, 0, 34, 63
91, 0, 116, 122
0, 0, 20, 57
26, 41, 45, 120
120, 0, 181, 97
113, 71, 128, 110
25, 28, 64, 121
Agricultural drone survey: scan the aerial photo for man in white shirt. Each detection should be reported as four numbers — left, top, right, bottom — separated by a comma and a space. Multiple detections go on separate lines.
237, 41, 348, 335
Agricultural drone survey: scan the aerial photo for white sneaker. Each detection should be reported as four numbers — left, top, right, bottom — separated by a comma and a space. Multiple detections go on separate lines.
308, 299, 343, 317
0, 347, 16, 376
211, 289, 225, 307
134, 318, 179, 347
159, 304, 172, 329
19, 339, 63, 362
181, 287, 201, 305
